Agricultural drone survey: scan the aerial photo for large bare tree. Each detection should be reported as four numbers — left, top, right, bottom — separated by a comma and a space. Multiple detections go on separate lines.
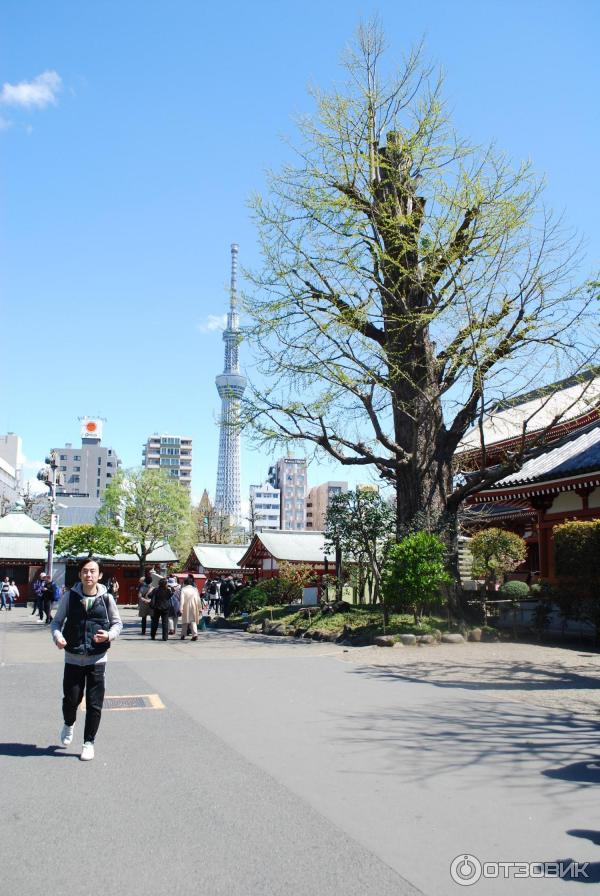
242, 24, 598, 535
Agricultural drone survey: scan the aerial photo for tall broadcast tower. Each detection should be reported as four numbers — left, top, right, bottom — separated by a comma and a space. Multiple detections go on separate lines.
215, 243, 246, 526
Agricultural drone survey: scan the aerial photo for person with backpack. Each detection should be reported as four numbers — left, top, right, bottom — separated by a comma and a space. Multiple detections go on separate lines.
150, 578, 172, 641
50, 557, 122, 762
41, 578, 57, 624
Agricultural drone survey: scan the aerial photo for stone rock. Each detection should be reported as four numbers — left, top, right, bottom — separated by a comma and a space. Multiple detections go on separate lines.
400, 634, 417, 646
374, 635, 395, 647
441, 633, 465, 644
468, 628, 482, 642
247, 623, 262, 634
393, 641, 403, 649
431, 629, 443, 642
333, 600, 352, 613
322, 631, 342, 642
263, 621, 287, 636
417, 634, 436, 645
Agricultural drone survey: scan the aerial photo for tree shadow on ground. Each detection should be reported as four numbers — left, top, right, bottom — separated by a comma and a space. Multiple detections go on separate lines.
350, 658, 600, 694
0, 743, 76, 758
329, 685, 600, 791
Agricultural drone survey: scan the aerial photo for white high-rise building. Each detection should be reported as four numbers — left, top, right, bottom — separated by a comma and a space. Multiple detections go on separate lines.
142, 434, 192, 490
249, 483, 281, 531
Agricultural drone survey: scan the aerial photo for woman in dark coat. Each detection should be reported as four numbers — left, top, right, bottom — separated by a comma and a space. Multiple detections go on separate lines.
150, 578, 172, 641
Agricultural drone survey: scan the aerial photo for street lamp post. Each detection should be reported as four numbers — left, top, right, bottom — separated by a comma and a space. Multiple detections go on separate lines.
37, 451, 62, 579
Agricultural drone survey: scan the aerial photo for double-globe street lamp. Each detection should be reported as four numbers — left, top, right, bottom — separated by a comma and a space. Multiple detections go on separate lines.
37, 451, 64, 579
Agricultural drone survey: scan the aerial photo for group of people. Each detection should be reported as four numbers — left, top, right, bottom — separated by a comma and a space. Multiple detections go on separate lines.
0, 576, 19, 610
137, 573, 207, 641
204, 575, 239, 617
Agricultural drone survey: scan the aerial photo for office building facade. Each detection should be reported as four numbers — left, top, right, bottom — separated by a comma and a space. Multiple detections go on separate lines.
305, 481, 348, 530
54, 418, 121, 500
268, 458, 307, 530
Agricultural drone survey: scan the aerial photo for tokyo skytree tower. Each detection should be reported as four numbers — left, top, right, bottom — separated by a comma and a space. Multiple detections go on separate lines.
214, 243, 246, 526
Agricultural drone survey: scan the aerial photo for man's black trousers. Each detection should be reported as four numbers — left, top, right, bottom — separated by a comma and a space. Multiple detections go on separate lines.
62, 662, 106, 744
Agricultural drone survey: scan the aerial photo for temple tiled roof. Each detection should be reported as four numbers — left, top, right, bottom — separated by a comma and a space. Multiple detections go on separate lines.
487, 419, 600, 489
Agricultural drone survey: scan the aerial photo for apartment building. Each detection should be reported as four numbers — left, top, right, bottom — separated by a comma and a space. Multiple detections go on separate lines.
267, 457, 307, 530
142, 434, 192, 490
249, 482, 281, 531
305, 481, 348, 529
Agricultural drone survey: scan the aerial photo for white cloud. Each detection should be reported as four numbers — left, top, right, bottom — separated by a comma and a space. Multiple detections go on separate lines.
0, 70, 62, 109
198, 314, 227, 334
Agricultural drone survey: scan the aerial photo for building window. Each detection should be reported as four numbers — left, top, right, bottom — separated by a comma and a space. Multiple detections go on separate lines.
97, 478, 101, 487
73, 455, 81, 461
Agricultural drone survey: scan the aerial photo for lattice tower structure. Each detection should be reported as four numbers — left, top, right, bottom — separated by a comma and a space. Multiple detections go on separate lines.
215, 243, 246, 526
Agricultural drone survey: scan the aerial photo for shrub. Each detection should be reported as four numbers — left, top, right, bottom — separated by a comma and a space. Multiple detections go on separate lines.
554, 520, 600, 582
382, 531, 451, 623
498, 580, 530, 600
554, 520, 600, 631
229, 586, 269, 615
470, 528, 527, 587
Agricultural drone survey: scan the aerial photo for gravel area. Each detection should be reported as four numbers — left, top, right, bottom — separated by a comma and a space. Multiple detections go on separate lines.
341, 640, 600, 718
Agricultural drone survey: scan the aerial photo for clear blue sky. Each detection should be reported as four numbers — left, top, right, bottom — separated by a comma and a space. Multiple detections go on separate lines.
2, 0, 598, 501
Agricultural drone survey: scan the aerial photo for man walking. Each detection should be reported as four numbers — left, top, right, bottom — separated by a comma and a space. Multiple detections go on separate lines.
51, 557, 122, 761
32, 572, 46, 618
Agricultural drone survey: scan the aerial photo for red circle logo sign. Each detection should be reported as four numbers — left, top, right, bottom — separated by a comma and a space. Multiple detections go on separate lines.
85, 421, 97, 432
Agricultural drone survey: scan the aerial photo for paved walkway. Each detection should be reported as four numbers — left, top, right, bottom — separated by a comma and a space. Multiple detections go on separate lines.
2, 608, 600, 895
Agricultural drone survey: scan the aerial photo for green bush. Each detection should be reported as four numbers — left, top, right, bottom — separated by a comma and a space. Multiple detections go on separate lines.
382, 531, 451, 623
229, 586, 269, 614
498, 580, 530, 600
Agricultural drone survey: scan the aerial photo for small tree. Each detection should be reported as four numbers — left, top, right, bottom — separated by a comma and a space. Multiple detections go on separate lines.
325, 490, 395, 605
382, 531, 451, 623
277, 561, 315, 604
54, 525, 132, 558
470, 528, 526, 590
100, 468, 191, 576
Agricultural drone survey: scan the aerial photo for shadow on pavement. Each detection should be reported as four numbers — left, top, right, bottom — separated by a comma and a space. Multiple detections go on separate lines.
329, 690, 600, 790
0, 743, 77, 758
543, 760, 600, 785
350, 659, 600, 694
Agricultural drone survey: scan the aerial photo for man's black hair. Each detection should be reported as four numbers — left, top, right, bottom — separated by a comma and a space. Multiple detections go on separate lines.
77, 556, 103, 573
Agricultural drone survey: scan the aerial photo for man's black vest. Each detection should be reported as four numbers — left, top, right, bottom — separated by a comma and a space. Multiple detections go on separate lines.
62, 591, 111, 656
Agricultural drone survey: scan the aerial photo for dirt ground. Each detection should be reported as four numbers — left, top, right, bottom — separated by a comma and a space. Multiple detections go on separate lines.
341, 640, 600, 718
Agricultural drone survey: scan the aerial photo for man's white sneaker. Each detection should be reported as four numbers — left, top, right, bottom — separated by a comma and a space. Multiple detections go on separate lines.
80, 742, 95, 761
60, 724, 74, 746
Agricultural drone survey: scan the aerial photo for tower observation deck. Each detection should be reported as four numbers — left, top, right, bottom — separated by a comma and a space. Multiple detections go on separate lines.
214, 243, 246, 526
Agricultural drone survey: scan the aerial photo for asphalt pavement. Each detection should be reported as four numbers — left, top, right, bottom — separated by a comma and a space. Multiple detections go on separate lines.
1, 607, 599, 896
